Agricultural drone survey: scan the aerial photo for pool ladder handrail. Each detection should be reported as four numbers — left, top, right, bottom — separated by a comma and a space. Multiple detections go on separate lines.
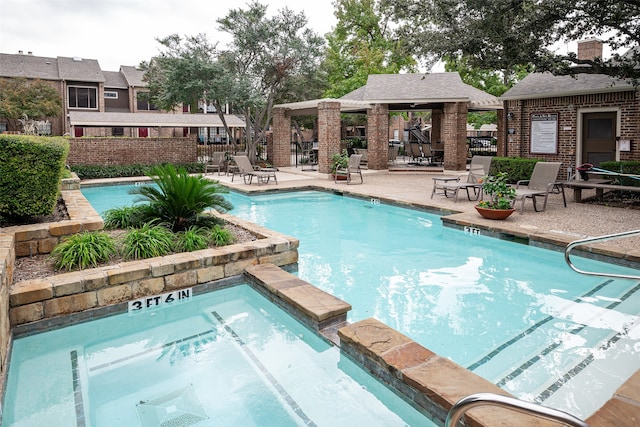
564, 229, 640, 280
445, 393, 590, 427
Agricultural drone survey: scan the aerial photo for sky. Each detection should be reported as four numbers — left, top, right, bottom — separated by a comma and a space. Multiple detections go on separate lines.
0, 0, 338, 71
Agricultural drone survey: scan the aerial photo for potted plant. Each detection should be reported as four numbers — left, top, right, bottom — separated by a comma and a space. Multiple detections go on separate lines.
475, 172, 517, 219
331, 149, 349, 179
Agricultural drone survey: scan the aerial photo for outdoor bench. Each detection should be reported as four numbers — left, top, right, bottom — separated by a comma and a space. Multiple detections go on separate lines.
563, 180, 640, 202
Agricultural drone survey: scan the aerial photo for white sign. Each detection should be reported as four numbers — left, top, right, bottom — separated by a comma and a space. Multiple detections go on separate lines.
128, 288, 192, 313
464, 226, 481, 235
530, 113, 558, 154
619, 139, 631, 152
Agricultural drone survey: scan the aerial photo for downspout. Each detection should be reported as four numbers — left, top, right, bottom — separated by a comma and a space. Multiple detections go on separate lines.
519, 100, 525, 157
503, 101, 508, 157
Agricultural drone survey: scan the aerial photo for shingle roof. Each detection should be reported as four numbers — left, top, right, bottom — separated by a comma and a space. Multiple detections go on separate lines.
276, 72, 502, 113
501, 72, 635, 100
57, 56, 104, 82
120, 65, 146, 87
103, 71, 128, 89
0, 53, 60, 80
341, 72, 501, 109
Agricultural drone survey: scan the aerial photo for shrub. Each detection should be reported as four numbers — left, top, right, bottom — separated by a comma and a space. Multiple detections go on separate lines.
210, 224, 234, 247
0, 134, 69, 217
174, 226, 211, 252
130, 164, 233, 232
103, 204, 154, 229
70, 163, 204, 179
599, 161, 640, 187
121, 223, 174, 260
51, 231, 116, 271
489, 157, 541, 183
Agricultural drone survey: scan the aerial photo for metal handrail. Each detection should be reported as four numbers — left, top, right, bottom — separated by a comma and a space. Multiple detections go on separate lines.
445, 393, 589, 427
565, 229, 640, 280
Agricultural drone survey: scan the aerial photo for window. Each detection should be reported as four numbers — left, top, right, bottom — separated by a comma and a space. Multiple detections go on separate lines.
104, 91, 118, 99
112, 127, 124, 136
68, 86, 97, 109
136, 92, 157, 111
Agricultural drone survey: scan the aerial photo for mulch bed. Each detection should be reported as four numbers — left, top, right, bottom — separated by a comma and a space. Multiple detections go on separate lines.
582, 190, 640, 210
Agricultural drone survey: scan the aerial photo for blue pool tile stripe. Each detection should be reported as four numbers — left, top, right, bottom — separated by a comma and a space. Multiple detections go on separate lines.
534, 282, 640, 403
88, 331, 215, 372
211, 311, 317, 427
70, 350, 86, 427
495, 281, 640, 389
466, 279, 615, 371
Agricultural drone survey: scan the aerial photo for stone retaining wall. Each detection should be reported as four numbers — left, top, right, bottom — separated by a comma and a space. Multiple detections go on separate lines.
0, 190, 103, 258
9, 214, 299, 327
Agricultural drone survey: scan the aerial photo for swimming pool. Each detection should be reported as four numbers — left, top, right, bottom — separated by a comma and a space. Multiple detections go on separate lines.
3, 285, 432, 426
80, 184, 640, 418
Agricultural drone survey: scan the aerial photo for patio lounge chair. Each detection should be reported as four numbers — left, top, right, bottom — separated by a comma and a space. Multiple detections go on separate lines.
205, 152, 225, 176
232, 155, 278, 185
334, 154, 363, 184
514, 161, 562, 213
430, 155, 493, 202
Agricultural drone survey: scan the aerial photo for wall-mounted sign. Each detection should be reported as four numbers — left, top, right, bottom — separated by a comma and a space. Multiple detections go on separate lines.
128, 288, 192, 313
619, 139, 631, 152
530, 113, 558, 154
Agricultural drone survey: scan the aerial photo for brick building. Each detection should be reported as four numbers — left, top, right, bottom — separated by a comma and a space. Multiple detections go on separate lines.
0, 52, 245, 140
500, 40, 639, 180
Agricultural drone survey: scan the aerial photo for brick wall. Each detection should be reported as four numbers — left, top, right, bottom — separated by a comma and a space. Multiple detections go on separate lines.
505, 91, 640, 179
66, 136, 198, 166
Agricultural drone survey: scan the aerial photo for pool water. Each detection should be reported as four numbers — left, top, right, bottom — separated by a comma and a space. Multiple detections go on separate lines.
80, 185, 640, 418
3, 285, 432, 427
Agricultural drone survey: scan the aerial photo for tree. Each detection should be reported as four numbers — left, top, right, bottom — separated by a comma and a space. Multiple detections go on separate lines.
322, 0, 417, 98
0, 78, 62, 131
140, 34, 242, 147
443, 55, 532, 128
216, 1, 326, 161
385, 0, 640, 82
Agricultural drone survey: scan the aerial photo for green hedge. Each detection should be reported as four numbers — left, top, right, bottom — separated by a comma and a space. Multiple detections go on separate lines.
488, 156, 543, 183
0, 134, 69, 217
599, 161, 640, 187
70, 162, 205, 179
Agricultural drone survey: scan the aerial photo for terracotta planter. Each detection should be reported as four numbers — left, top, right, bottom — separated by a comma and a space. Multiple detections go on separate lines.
474, 206, 516, 220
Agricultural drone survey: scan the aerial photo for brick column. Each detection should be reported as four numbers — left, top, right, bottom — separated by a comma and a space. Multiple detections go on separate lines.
366, 104, 389, 170
318, 101, 342, 174
443, 102, 468, 171
272, 107, 291, 167
496, 107, 505, 157
431, 109, 443, 143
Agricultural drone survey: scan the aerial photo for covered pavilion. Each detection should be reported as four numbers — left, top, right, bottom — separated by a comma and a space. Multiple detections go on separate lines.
272, 72, 503, 173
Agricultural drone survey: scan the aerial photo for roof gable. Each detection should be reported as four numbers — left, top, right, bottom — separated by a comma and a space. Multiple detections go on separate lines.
0, 53, 60, 80
120, 65, 146, 87
57, 56, 104, 82
103, 71, 128, 88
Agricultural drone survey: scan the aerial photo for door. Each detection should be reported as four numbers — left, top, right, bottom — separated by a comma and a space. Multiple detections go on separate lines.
581, 112, 616, 167
74, 127, 84, 137
138, 127, 148, 138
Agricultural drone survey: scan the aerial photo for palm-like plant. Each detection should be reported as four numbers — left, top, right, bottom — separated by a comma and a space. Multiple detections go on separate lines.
129, 164, 233, 232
